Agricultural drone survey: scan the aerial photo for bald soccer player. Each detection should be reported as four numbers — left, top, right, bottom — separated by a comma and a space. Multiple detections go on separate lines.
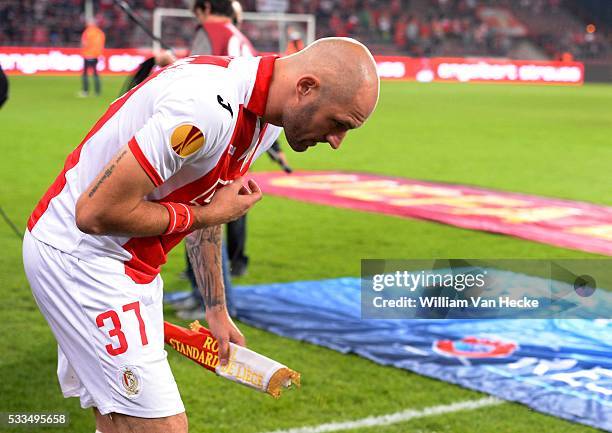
23, 37, 379, 433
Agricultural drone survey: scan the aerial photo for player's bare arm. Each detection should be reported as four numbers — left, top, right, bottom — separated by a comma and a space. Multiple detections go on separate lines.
185, 226, 225, 310
185, 226, 246, 365
75, 144, 263, 237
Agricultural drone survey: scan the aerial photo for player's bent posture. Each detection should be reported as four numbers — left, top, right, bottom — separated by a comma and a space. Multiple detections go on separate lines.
23, 38, 379, 433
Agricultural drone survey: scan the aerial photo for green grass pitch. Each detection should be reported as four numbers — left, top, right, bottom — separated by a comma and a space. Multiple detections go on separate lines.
1, 75, 610, 433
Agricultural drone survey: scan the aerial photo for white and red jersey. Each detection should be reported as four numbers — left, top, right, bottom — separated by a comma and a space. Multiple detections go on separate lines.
28, 55, 281, 284
192, 21, 257, 57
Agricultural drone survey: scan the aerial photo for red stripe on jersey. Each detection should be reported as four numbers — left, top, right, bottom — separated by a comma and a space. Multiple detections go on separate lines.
188, 55, 231, 68
128, 137, 163, 187
246, 56, 277, 117
27, 66, 165, 231
123, 235, 169, 284
241, 123, 269, 175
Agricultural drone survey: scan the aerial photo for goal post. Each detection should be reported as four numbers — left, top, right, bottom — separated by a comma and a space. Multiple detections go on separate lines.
152, 8, 316, 54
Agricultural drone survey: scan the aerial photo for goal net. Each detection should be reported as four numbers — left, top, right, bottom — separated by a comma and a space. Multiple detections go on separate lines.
152, 8, 315, 54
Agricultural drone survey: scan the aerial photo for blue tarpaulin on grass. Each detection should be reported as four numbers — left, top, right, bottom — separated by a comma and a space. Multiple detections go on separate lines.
233, 277, 612, 431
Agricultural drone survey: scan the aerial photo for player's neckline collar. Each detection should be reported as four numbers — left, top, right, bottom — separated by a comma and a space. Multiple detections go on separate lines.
245, 55, 278, 118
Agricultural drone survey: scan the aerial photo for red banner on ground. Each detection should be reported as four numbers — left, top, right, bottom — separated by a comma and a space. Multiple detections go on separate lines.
251, 171, 612, 255
0, 46, 583, 85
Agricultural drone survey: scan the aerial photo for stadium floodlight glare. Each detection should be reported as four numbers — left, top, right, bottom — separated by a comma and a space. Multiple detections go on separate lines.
152, 8, 315, 53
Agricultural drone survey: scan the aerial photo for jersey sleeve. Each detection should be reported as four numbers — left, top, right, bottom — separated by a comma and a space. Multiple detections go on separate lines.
129, 89, 227, 187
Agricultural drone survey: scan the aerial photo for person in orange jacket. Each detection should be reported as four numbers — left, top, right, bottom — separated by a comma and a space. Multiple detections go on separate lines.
80, 19, 105, 97
285, 26, 305, 55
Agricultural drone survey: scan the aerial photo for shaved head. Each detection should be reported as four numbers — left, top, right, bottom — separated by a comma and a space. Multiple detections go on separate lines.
287, 37, 379, 106
265, 37, 380, 152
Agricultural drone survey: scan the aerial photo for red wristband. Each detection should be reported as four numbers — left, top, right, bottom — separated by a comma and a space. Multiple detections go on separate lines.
160, 202, 195, 235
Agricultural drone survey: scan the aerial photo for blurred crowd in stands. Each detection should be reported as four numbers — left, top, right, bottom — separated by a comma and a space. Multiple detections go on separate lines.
0, 0, 609, 61
0, 0, 188, 48
274, 0, 609, 60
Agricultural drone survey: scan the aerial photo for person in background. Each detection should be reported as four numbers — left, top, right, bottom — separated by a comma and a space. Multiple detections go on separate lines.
0, 64, 8, 108
163, 1, 292, 316
79, 19, 105, 97
167, 0, 256, 320
191, 0, 255, 56
285, 26, 305, 55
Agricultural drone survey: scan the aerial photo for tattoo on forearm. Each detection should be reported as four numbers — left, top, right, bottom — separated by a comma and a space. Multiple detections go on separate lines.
88, 150, 128, 198
185, 225, 225, 311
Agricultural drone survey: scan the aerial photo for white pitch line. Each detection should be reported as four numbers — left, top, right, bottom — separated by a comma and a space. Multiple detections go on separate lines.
260, 397, 502, 433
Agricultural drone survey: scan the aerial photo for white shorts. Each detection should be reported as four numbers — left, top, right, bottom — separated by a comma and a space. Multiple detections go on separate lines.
23, 230, 184, 418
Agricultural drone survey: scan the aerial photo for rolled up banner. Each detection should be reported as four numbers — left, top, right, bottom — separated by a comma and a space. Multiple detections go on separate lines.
164, 320, 300, 398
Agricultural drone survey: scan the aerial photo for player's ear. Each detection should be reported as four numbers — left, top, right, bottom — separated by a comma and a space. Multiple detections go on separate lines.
296, 75, 319, 99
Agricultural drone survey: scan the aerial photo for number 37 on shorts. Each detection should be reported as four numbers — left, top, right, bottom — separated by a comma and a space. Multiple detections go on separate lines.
96, 301, 149, 356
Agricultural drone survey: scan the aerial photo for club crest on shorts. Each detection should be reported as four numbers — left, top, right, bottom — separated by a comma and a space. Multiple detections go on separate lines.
171, 124, 205, 157
118, 366, 142, 398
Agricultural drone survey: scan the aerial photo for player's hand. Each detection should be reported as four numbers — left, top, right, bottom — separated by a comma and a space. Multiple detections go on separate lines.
205, 307, 246, 366
199, 177, 262, 228
154, 49, 176, 67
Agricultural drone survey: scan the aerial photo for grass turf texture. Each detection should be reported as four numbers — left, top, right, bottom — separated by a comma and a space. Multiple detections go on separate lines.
1, 76, 610, 433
